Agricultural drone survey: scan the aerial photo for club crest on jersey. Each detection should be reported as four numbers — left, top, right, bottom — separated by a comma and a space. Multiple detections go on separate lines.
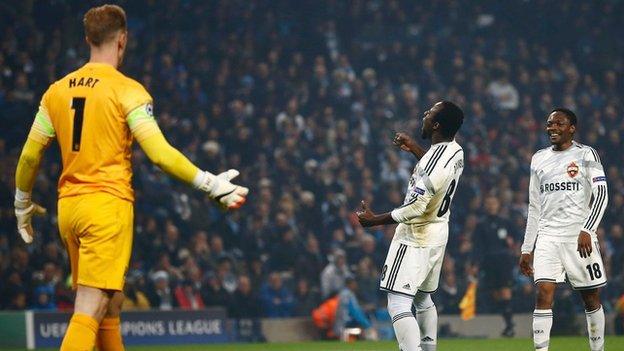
145, 103, 154, 117
566, 162, 579, 178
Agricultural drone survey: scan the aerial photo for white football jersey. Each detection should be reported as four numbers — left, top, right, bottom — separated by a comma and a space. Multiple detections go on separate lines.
521, 141, 608, 253
391, 140, 464, 247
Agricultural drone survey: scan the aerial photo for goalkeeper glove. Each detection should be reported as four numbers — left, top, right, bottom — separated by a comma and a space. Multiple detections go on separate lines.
14, 190, 47, 244
194, 169, 249, 209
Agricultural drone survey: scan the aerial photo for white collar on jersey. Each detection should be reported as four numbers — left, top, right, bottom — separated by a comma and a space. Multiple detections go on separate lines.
550, 140, 579, 153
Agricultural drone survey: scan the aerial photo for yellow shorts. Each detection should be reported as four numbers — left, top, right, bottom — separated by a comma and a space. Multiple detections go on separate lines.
58, 192, 133, 291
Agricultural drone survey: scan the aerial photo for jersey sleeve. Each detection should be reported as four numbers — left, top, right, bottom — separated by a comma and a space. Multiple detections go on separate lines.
581, 148, 608, 235
27, 88, 56, 146
521, 154, 540, 254
127, 103, 161, 142
120, 80, 161, 142
117, 79, 199, 183
119, 79, 153, 116
390, 162, 447, 223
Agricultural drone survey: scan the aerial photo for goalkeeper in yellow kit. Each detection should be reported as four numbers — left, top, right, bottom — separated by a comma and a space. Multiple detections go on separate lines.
13, 4, 248, 351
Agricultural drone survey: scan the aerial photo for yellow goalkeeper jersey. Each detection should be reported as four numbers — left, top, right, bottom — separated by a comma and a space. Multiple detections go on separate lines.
31, 62, 153, 201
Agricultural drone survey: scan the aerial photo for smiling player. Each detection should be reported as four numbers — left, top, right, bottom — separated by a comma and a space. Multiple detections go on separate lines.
520, 108, 608, 351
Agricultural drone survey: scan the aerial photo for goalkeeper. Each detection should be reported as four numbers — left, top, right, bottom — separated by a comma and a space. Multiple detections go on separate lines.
13, 4, 248, 351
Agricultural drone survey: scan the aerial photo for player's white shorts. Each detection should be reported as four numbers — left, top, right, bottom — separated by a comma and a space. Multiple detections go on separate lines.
379, 240, 446, 297
533, 237, 607, 290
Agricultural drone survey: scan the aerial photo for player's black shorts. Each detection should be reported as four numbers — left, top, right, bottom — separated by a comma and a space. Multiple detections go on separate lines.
481, 254, 514, 290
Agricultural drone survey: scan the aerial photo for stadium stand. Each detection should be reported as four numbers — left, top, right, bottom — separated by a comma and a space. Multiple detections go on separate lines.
0, 0, 623, 327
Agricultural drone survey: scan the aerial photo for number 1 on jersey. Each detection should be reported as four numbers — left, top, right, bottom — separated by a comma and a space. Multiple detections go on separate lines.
71, 97, 86, 151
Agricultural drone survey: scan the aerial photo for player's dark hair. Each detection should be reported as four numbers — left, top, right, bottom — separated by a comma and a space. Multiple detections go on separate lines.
434, 101, 464, 138
84, 4, 127, 47
551, 107, 577, 126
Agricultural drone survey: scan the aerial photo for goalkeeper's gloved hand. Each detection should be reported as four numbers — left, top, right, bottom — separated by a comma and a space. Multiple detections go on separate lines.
195, 169, 249, 210
14, 191, 47, 244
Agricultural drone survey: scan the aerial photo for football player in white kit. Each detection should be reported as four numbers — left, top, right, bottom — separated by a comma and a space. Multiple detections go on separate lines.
520, 108, 608, 351
356, 101, 464, 351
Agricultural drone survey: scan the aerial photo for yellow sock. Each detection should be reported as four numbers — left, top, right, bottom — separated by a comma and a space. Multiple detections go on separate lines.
60, 313, 99, 351
96, 317, 124, 351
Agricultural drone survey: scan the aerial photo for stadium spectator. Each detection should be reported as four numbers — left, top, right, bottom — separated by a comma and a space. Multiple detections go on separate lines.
33, 285, 56, 310
147, 270, 176, 311
31, 262, 59, 310
247, 256, 267, 294
174, 279, 205, 310
294, 235, 325, 289
293, 278, 321, 317
202, 272, 230, 308
487, 69, 520, 111
354, 257, 379, 313
320, 249, 352, 299
347, 233, 383, 268
269, 223, 300, 273
333, 277, 375, 341
2, 247, 32, 308
7, 288, 28, 310
228, 275, 261, 319
122, 275, 151, 311
260, 272, 294, 318
436, 273, 461, 315
33, 242, 65, 271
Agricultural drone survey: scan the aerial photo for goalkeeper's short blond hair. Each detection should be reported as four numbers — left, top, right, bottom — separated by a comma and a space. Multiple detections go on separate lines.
83, 4, 127, 47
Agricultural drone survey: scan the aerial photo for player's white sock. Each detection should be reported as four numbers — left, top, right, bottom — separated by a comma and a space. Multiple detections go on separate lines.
533, 309, 553, 351
414, 292, 437, 351
388, 293, 422, 351
585, 305, 605, 351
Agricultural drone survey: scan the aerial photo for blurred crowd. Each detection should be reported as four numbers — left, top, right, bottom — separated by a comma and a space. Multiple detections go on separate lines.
1, 0, 624, 325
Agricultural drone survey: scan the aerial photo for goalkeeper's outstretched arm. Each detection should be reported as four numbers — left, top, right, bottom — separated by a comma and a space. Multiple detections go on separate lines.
127, 104, 248, 209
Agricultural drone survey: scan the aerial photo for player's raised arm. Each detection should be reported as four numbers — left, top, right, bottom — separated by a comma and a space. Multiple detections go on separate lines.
13, 98, 54, 243
393, 132, 427, 159
126, 103, 248, 209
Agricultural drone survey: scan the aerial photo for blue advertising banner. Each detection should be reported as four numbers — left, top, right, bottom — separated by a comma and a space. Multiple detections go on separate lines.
32, 308, 229, 348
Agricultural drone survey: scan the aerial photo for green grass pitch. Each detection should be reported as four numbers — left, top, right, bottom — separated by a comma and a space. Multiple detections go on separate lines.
11, 336, 624, 351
